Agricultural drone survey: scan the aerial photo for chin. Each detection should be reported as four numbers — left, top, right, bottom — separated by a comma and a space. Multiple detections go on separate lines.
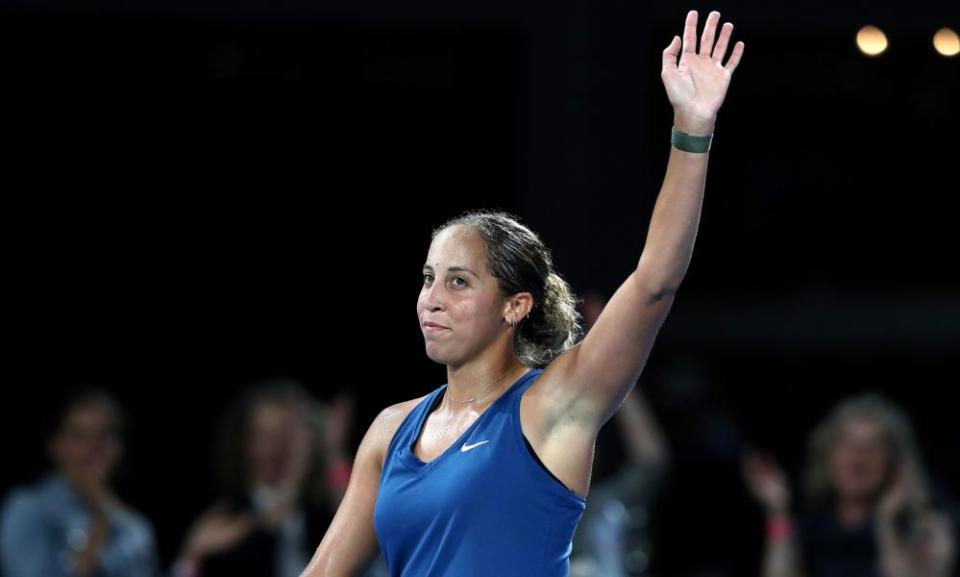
424, 343, 464, 367
837, 485, 876, 502
424, 347, 451, 365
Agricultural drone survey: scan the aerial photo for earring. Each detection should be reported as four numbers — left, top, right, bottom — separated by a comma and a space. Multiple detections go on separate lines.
507, 318, 517, 327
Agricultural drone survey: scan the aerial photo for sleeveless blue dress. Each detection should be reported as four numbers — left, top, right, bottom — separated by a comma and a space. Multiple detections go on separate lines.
373, 368, 587, 576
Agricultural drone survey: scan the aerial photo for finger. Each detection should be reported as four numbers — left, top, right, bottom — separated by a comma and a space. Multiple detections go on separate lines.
725, 40, 745, 72
699, 11, 721, 56
712, 22, 734, 62
682, 10, 698, 54
661, 35, 681, 72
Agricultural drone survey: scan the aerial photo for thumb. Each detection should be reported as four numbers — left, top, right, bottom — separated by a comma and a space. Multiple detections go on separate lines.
662, 35, 681, 72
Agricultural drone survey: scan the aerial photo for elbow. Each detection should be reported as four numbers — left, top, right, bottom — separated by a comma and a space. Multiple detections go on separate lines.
632, 269, 682, 303
648, 285, 680, 303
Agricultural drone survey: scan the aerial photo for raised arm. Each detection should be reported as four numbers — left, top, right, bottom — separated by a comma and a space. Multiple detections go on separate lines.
540, 9, 744, 425
742, 451, 806, 577
876, 464, 956, 577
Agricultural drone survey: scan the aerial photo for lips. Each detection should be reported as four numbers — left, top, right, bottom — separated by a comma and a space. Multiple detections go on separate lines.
423, 321, 449, 330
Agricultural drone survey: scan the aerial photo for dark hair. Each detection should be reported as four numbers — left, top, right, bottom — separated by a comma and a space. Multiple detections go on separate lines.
215, 379, 330, 506
47, 386, 126, 441
433, 210, 582, 367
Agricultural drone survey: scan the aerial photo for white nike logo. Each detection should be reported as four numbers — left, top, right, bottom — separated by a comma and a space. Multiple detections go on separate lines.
460, 440, 490, 452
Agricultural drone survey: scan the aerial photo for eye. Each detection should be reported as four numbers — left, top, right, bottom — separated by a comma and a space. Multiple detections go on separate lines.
450, 276, 467, 288
423, 273, 434, 285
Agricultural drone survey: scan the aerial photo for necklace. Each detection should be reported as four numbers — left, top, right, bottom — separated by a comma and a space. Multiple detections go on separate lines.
444, 366, 521, 405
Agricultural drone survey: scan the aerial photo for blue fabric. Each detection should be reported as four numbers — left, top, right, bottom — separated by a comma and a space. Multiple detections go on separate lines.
374, 368, 586, 577
0, 473, 158, 577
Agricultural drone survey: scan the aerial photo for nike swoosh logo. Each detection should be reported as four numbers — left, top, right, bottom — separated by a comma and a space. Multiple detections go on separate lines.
460, 440, 490, 452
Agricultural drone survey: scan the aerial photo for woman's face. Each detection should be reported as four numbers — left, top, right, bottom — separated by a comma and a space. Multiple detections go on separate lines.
50, 403, 122, 491
417, 225, 508, 367
828, 417, 893, 502
246, 400, 297, 487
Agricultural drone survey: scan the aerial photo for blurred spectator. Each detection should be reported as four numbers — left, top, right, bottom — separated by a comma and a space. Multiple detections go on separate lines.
172, 380, 353, 577
570, 388, 669, 577
743, 394, 956, 577
0, 387, 159, 577
569, 291, 670, 577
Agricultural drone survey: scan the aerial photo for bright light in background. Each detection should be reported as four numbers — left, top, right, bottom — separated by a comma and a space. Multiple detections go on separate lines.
857, 25, 888, 56
933, 28, 959, 57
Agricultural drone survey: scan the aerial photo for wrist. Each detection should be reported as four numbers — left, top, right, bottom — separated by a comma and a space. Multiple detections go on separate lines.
766, 507, 792, 519
765, 513, 794, 541
327, 461, 352, 492
672, 111, 716, 137
172, 558, 200, 577
671, 126, 713, 154
875, 506, 900, 526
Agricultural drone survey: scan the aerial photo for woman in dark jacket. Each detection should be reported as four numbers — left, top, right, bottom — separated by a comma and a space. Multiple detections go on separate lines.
173, 381, 353, 577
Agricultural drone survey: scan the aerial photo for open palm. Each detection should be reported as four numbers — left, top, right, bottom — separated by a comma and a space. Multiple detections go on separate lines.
742, 450, 791, 513
662, 10, 744, 134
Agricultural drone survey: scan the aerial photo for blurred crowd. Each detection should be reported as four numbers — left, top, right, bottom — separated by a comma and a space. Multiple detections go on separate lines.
1, 293, 956, 577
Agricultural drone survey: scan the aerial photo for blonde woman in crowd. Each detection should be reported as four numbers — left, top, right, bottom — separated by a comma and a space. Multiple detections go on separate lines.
743, 394, 956, 577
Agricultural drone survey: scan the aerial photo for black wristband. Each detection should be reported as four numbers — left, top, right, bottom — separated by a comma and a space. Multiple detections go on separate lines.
671, 126, 713, 153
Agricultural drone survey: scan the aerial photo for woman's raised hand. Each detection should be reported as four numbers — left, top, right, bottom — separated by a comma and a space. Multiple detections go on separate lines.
742, 450, 792, 515
661, 10, 744, 135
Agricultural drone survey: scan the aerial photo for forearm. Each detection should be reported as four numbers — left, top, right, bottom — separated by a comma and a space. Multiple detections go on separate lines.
301, 511, 377, 577
615, 390, 667, 464
877, 517, 913, 577
636, 132, 710, 296
761, 539, 803, 577
760, 514, 805, 577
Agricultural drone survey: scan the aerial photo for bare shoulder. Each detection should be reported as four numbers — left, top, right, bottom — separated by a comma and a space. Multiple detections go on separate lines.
363, 395, 429, 468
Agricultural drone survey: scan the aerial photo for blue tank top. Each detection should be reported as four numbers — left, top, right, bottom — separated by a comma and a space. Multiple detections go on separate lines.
373, 368, 587, 576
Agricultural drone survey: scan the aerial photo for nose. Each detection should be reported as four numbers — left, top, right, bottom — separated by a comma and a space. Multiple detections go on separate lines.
424, 280, 445, 311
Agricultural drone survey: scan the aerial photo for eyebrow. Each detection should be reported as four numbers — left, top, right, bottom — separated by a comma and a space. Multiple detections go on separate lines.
422, 264, 479, 278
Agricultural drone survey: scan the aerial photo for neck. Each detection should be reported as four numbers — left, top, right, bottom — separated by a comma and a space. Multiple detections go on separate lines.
445, 354, 527, 409
60, 472, 110, 512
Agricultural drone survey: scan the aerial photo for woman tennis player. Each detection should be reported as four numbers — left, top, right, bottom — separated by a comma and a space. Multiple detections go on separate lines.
300, 9, 744, 576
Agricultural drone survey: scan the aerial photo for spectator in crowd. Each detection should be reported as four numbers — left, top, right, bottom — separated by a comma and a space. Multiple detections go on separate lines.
0, 387, 159, 577
743, 394, 956, 577
173, 380, 353, 577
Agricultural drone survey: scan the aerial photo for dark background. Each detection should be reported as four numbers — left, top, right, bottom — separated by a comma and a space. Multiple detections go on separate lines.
3, 0, 959, 574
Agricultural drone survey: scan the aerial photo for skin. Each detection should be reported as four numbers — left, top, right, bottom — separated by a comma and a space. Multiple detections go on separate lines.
743, 418, 894, 523
301, 9, 744, 576
744, 418, 902, 526
48, 402, 123, 575
247, 401, 302, 488
50, 403, 122, 502
743, 417, 956, 577
180, 397, 345, 561
830, 418, 891, 520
